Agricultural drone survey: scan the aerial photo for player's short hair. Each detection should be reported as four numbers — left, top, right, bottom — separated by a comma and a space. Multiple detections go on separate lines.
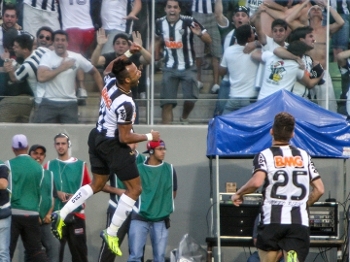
272, 112, 295, 142
112, 58, 133, 84
271, 19, 288, 31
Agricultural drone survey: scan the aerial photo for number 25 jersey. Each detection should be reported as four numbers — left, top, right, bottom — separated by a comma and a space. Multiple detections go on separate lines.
253, 145, 321, 226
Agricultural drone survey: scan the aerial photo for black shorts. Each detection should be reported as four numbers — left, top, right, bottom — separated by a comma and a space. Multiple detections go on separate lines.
256, 224, 310, 262
88, 128, 139, 181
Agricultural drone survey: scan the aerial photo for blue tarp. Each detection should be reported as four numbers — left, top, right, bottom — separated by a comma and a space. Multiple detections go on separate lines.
207, 90, 350, 158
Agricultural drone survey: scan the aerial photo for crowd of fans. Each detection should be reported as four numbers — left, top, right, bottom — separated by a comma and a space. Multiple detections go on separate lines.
0, 0, 348, 124
214, 0, 345, 116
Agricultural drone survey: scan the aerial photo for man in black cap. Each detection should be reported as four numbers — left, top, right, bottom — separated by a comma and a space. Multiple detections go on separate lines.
29, 144, 59, 262
215, 3, 251, 49
29, 144, 46, 164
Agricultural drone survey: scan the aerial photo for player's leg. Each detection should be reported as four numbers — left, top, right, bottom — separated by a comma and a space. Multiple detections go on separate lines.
256, 224, 283, 262
52, 128, 110, 238
101, 163, 141, 256
99, 204, 132, 261
60, 174, 109, 219
61, 127, 113, 219
280, 224, 309, 262
258, 249, 280, 262
107, 175, 141, 235
98, 206, 117, 262
51, 174, 107, 239
284, 250, 298, 262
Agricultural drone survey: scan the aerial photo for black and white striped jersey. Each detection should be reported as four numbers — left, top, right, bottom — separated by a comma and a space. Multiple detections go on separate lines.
191, 0, 215, 14
15, 47, 49, 87
24, 0, 57, 11
15, 47, 49, 103
96, 76, 136, 138
253, 145, 321, 227
156, 15, 204, 70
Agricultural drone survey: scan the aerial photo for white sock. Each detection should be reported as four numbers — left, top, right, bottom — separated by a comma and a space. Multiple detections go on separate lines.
60, 185, 93, 220
107, 194, 135, 236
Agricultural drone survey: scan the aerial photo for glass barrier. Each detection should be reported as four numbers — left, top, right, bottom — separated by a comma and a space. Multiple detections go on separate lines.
0, 0, 346, 125
0, 63, 347, 125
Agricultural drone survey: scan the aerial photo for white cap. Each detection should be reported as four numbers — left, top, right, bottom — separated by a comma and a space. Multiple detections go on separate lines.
12, 134, 28, 149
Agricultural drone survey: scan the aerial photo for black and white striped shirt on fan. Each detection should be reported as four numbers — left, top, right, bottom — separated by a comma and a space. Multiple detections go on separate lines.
26, 0, 57, 11
191, 0, 215, 14
156, 15, 204, 70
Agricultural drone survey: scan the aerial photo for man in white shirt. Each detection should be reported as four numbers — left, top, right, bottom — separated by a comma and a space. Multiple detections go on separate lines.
273, 26, 317, 99
253, 17, 290, 91
22, 0, 60, 36
36, 30, 103, 123
213, 2, 251, 116
252, 41, 322, 100
219, 24, 259, 114
100, 0, 142, 54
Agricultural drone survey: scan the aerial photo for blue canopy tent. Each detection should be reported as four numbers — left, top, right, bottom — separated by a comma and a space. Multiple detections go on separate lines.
206, 90, 350, 261
207, 89, 350, 159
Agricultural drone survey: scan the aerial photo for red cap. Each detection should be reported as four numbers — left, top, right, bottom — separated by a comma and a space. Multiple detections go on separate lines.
143, 140, 166, 154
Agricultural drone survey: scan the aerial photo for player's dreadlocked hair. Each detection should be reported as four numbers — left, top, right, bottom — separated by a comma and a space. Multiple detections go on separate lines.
112, 58, 133, 84
272, 112, 295, 142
